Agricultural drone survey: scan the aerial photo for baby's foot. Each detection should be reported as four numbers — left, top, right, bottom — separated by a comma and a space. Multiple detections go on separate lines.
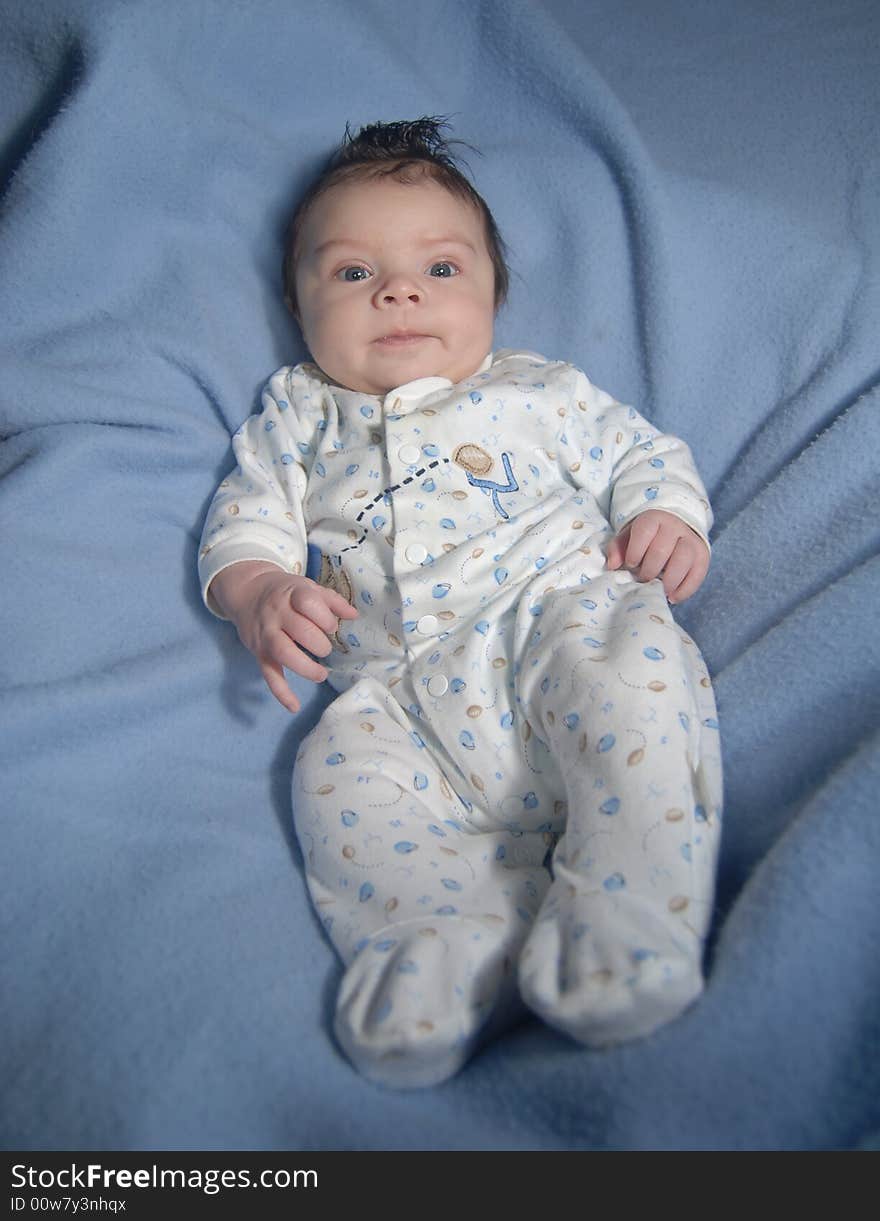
334, 916, 514, 1088
518, 877, 704, 1047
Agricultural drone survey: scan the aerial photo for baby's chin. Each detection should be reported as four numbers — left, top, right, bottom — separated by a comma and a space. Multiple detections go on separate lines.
319, 351, 491, 396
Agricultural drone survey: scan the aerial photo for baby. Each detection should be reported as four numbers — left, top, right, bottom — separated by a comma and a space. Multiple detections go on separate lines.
199, 118, 722, 1088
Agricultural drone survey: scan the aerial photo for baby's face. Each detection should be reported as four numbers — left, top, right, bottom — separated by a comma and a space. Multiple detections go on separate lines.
293, 175, 496, 395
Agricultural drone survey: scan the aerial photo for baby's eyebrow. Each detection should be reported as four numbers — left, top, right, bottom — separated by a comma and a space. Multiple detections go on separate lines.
312, 235, 477, 257
312, 238, 361, 256
419, 236, 478, 255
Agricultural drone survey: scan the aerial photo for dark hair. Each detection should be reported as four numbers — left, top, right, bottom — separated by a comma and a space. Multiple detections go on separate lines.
283, 116, 509, 315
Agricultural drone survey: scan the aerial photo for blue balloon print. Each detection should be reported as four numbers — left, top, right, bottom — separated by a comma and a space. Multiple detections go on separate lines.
583, 637, 604, 649
341, 809, 359, 827
643, 647, 665, 661
494, 567, 509, 584
459, 730, 476, 750
295, 441, 310, 454
315, 463, 326, 477
432, 583, 451, 598
597, 734, 616, 753
679, 712, 690, 731
516, 907, 534, 923
346, 633, 360, 647
394, 841, 418, 854
280, 453, 294, 465
580, 598, 597, 610
563, 713, 580, 730
529, 464, 540, 478
589, 446, 603, 460
414, 772, 428, 791
440, 517, 456, 529
599, 797, 620, 816
371, 515, 386, 529
397, 960, 419, 975
535, 557, 547, 569
275, 400, 288, 410
359, 882, 374, 902
632, 948, 657, 962
475, 621, 490, 635
450, 678, 467, 693
495, 845, 506, 860
427, 824, 447, 837
422, 478, 436, 492
469, 390, 483, 404
423, 443, 440, 457
435, 905, 458, 915
359, 405, 373, 418
375, 998, 392, 1022
704, 717, 719, 729
680, 843, 692, 862
360, 590, 373, 605
345, 463, 359, 476
264, 420, 276, 432
524, 791, 539, 809
441, 878, 462, 891
410, 732, 425, 749
644, 487, 659, 500
500, 711, 514, 729
603, 872, 626, 892
529, 604, 543, 617
374, 938, 397, 952
695, 805, 707, 822
326, 752, 345, 765
428, 650, 441, 665
649, 458, 665, 468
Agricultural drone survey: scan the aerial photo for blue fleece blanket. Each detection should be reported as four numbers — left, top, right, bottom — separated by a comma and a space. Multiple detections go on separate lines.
2, 0, 878, 1151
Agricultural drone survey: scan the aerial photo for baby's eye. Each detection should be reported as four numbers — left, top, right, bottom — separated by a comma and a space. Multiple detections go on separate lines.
427, 261, 458, 278
337, 266, 371, 282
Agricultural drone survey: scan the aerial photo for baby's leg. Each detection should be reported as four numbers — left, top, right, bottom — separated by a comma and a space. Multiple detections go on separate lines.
516, 573, 722, 1046
293, 677, 552, 1088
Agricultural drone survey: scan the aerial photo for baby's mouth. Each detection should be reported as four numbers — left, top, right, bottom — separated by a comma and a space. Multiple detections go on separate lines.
374, 332, 433, 346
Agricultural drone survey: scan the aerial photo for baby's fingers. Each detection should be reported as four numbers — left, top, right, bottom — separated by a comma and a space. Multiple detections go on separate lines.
667, 545, 710, 604
288, 582, 356, 636
322, 588, 359, 620
623, 516, 661, 570
660, 541, 695, 601
259, 659, 302, 715
605, 531, 627, 570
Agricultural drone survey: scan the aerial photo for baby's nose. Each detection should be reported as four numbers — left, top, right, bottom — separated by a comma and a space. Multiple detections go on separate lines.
375, 274, 422, 306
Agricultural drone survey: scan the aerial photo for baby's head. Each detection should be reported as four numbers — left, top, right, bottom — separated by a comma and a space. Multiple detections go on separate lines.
283, 118, 509, 396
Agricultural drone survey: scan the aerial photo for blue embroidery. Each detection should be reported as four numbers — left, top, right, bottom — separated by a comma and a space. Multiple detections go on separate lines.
464, 452, 519, 520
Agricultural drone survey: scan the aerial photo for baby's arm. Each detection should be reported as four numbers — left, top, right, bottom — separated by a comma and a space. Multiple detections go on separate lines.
563, 368, 713, 604
209, 561, 358, 714
605, 509, 709, 603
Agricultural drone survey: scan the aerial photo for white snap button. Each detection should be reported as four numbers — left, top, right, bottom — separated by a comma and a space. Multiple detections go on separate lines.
613, 570, 632, 585
426, 674, 448, 697
405, 542, 429, 565
398, 444, 421, 465
416, 614, 439, 635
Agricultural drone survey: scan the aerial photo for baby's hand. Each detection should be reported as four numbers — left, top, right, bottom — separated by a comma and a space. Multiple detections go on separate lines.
605, 510, 709, 604
209, 561, 358, 713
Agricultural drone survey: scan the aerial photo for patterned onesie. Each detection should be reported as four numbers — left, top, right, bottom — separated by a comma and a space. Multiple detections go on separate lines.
199, 350, 723, 1088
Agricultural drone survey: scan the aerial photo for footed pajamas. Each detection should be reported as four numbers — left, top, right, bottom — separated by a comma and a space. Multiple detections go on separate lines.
199, 350, 723, 1087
